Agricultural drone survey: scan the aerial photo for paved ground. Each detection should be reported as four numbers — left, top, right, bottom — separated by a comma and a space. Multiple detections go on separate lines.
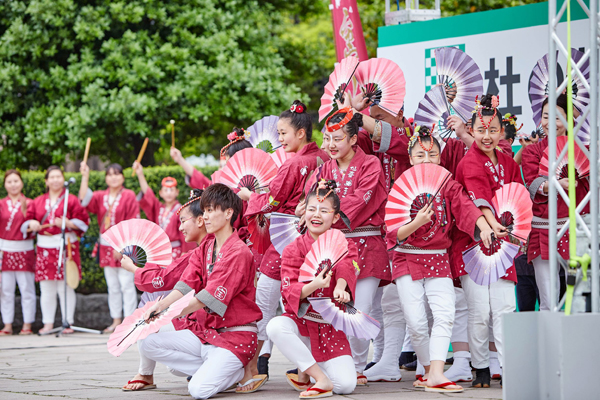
0, 332, 503, 399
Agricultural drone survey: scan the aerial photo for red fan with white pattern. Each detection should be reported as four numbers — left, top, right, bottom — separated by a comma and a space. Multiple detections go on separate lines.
107, 291, 195, 356
385, 164, 452, 231
308, 297, 381, 340
102, 219, 172, 267
539, 136, 589, 179
355, 58, 406, 117
491, 183, 533, 243
299, 229, 348, 282
319, 56, 360, 121
247, 214, 272, 255
215, 148, 278, 191
271, 147, 295, 168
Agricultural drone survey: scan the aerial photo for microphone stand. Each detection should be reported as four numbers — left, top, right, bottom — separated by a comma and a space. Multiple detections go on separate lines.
41, 179, 102, 336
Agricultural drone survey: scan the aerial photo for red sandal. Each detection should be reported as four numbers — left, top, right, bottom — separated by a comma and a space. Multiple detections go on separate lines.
424, 381, 464, 393
122, 380, 157, 391
299, 386, 333, 399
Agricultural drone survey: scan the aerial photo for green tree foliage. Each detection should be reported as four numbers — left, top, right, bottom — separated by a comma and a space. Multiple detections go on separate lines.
0, 0, 321, 170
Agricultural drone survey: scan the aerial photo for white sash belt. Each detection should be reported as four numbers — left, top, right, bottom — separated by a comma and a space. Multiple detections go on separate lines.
303, 312, 330, 324
531, 216, 569, 230
395, 244, 447, 255
217, 323, 258, 333
342, 225, 382, 238
36, 233, 78, 249
0, 239, 34, 252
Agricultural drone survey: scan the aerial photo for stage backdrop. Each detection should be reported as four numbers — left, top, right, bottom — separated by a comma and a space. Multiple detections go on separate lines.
377, 1, 591, 134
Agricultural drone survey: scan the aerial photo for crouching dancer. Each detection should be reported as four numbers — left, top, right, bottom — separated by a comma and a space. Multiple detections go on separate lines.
140, 183, 263, 399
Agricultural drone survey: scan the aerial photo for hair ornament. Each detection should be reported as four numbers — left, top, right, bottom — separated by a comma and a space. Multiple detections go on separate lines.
407, 125, 434, 152
290, 103, 305, 113
177, 190, 202, 216
473, 95, 498, 131
502, 113, 523, 132
220, 129, 246, 157
325, 107, 354, 133
316, 179, 336, 203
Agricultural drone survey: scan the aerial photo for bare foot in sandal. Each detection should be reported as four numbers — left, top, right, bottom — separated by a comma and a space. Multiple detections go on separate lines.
122, 374, 155, 391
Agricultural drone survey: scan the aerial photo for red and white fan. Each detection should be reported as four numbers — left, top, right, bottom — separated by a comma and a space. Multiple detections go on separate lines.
211, 169, 223, 184
308, 297, 381, 340
107, 291, 195, 357
539, 136, 590, 179
319, 55, 360, 121
355, 58, 406, 117
102, 219, 172, 267
247, 214, 272, 255
215, 148, 278, 191
299, 229, 348, 282
491, 183, 533, 243
271, 147, 295, 168
385, 164, 452, 231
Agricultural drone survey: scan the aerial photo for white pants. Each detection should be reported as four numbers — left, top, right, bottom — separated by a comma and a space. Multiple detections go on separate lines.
39, 280, 76, 325
267, 316, 356, 394
138, 323, 176, 376
532, 256, 560, 311
451, 287, 469, 343
104, 267, 137, 319
370, 286, 385, 363
256, 274, 281, 341
460, 275, 515, 369
349, 277, 380, 373
396, 276, 455, 365
139, 329, 244, 399
1, 271, 36, 324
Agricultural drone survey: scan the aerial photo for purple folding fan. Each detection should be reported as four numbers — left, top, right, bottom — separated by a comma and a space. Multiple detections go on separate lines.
463, 239, 520, 286
269, 212, 305, 255
308, 297, 381, 340
246, 115, 280, 153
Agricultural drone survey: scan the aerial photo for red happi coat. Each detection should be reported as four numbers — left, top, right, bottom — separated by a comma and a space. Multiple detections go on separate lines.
0, 196, 35, 272
187, 168, 212, 190
83, 188, 139, 268
452, 145, 523, 283
521, 137, 589, 262
281, 232, 358, 362
138, 188, 196, 259
246, 142, 329, 281
387, 178, 482, 281
27, 192, 89, 282
320, 147, 391, 282
175, 230, 262, 366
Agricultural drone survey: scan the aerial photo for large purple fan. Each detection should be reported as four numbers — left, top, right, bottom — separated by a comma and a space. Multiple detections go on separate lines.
529, 49, 590, 144
308, 297, 380, 340
269, 212, 305, 255
413, 85, 453, 146
434, 47, 484, 122
463, 239, 520, 286
246, 116, 280, 153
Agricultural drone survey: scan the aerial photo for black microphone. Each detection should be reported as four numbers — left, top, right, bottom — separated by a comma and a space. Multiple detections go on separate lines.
64, 177, 76, 187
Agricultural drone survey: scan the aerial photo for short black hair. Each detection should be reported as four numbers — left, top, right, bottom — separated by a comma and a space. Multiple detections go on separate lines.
279, 100, 312, 141
305, 181, 341, 215
200, 183, 242, 227
188, 189, 204, 218
106, 163, 124, 176
470, 94, 503, 127
45, 165, 63, 180
326, 111, 364, 138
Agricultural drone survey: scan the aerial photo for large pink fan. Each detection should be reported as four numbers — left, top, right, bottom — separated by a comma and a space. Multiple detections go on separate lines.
355, 58, 406, 117
463, 239, 520, 286
211, 170, 223, 184
102, 219, 172, 267
539, 136, 590, 179
491, 183, 533, 242
215, 148, 277, 191
308, 297, 380, 340
247, 214, 271, 255
269, 212, 305, 255
271, 147, 295, 168
299, 229, 348, 282
107, 291, 195, 357
319, 56, 360, 121
246, 116, 280, 153
385, 164, 452, 231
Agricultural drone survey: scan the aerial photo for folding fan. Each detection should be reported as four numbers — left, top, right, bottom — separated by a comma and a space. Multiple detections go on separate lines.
299, 229, 348, 282
102, 219, 172, 267
463, 239, 520, 286
247, 214, 272, 255
107, 291, 195, 357
211, 169, 222, 184
491, 183, 533, 242
269, 212, 305, 255
355, 58, 406, 117
319, 56, 360, 121
413, 85, 453, 144
215, 148, 278, 191
271, 147, 295, 168
538, 135, 590, 179
246, 116, 280, 153
308, 297, 381, 340
434, 47, 484, 121
385, 164, 452, 231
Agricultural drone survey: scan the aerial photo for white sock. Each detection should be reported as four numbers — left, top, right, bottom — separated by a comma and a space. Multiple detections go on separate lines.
489, 351, 501, 376
444, 351, 473, 382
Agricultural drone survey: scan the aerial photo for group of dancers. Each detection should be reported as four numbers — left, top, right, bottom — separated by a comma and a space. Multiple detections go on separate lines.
0, 46, 590, 400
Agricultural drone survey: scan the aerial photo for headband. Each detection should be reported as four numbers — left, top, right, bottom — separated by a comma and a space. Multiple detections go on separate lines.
161, 177, 177, 188
220, 129, 247, 157
325, 107, 354, 133
177, 190, 202, 216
